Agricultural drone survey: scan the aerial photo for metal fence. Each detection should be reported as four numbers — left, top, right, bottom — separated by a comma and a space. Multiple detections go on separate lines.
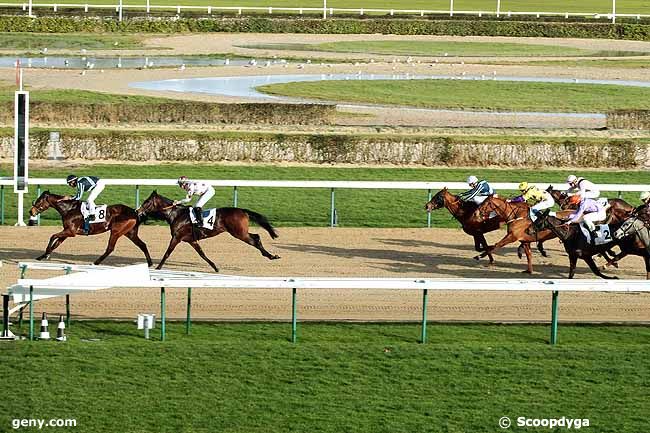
1, 0, 647, 23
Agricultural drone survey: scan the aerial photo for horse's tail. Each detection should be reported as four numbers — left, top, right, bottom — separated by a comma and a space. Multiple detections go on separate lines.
243, 209, 279, 239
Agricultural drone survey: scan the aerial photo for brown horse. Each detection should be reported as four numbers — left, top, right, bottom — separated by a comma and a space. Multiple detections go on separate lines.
545, 185, 634, 223
29, 191, 153, 266
475, 195, 559, 273
535, 212, 650, 279
136, 191, 280, 272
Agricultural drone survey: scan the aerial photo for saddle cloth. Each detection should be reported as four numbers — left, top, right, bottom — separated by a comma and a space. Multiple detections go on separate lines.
189, 208, 217, 230
80, 203, 108, 223
579, 223, 613, 246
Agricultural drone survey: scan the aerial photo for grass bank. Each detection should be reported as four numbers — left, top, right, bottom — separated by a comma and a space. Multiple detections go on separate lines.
0, 32, 148, 50
2, 321, 649, 433
241, 40, 644, 57
0, 163, 646, 227
257, 79, 650, 112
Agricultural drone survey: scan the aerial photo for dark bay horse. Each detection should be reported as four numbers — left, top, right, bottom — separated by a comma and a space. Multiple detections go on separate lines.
424, 188, 501, 264
30, 191, 153, 266
475, 195, 560, 273
137, 191, 280, 272
545, 186, 634, 223
535, 212, 650, 279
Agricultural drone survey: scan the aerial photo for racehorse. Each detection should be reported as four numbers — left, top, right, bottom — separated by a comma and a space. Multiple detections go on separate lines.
29, 191, 153, 266
475, 195, 559, 273
424, 188, 501, 264
136, 191, 280, 272
545, 185, 633, 223
535, 212, 650, 279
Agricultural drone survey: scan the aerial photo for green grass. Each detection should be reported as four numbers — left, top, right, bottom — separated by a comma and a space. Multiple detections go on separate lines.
257, 79, 650, 112
1, 163, 647, 228
241, 40, 644, 57
0, 89, 180, 104
1, 321, 649, 433
0, 32, 148, 50
486, 58, 650, 68
0, 0, 648, 14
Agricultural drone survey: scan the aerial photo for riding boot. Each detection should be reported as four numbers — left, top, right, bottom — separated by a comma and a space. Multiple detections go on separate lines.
589, 230, 598, 246
195, 207, 204, 227
83, 218, 90, 235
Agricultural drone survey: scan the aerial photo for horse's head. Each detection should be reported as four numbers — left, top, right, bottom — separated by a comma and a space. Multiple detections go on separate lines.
137, 190, 174, 218
546, 186, 571, 209
424, 188, 450, 212
30, 190, 53, 217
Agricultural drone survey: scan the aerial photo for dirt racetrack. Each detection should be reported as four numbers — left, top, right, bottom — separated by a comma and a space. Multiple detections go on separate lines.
1, 226, 648, 323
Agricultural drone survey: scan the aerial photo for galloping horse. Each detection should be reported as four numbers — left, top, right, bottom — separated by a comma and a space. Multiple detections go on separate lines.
30, 191, 153, 266
137, 191, 280, 272
535, 212, 650, 279
545, 185, 633, 223
475, 195, 559, 273
424, 188, 501, 264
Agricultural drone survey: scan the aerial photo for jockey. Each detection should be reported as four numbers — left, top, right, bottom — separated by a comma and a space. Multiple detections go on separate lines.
63, 174, 105, 220
458, 175, 494, 205
174, 176, 215, 226
614, 191, 650, 253
567, 194, 606, 241
508, 182, 555, 220
566, 175, 600, 200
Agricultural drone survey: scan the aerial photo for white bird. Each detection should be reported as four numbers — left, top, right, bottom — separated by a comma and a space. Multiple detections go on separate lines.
80, 70, 86, 76
574, 78, 579, 83
64, 59, 69, 66
114, 41, 119, 46
41, 47, 47, 54
224, 58, 230, 65
81, 49, 86, 54
406, 56, 413, 63
306, 59, 311, 64
297, 64, 304, 69
248, 59, 257, 66
444, 52, 448, 57
264, 60, 271, 67
179, 64, 186, 70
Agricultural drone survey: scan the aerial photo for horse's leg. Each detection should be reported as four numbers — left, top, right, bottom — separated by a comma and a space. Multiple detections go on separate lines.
645, 254, 650, 280
523, 242, 533, 274
568, 254, 578, 279
584, 256, 618, 280
94, 230, 121, 266
243, 233, 280, 260
157, 237, 181, 270
537, 241, 548, 258
517, 243, 524, 260
226, 216, 280, 260
188, 240, 219, 273
125, 226, 153, 267
473, 236, 482, 252
480, 234, 495, 264
478, 232, 517, 258
36, 230, 72, 261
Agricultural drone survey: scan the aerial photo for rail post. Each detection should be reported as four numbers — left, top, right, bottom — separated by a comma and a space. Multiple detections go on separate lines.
233, 186, 238, 207
550, 291, 559, 345
291, 287, 297, 343
1, 185, 4, 225
65, 266, 71, 328
330, 188, 336, 227
322, 0, 326, 19
29, 285, 34, 341
420, 289, 428, 343
36, 185, 41, 225
186, 287, 192, 335
135, 185, 140, 209
118, 0, 122, 21
427, 189, 432, 228
160, 287, 166, 341
18, 265, 27, 329
496, 0, 500, 17
449, 0, 453, 16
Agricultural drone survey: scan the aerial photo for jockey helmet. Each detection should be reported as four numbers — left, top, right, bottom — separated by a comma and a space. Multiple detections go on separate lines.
641, 191, 650, 202
66, 174, 77, 185
466, 175, 478, 186
566, 174, 578, 185
177, 176, 189, 186
568, 194, 582, 206
518, 181, 529, 192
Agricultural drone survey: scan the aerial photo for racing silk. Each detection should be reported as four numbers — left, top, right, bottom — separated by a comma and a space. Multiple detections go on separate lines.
568, 178, 600, 199
72, 176, 99, 200
458, 180, 494, 202
569, 198, 604, 223
179, 181, 211, 204
512, 186, 546, 206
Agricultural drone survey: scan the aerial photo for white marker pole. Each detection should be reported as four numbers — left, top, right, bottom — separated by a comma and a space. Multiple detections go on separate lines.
119, 0, 123, 22
28, 0, 32, 17
612, 0, 616, 23
323, 0, 326, 19
496, 0, 500, 17
450, 0, 453, 16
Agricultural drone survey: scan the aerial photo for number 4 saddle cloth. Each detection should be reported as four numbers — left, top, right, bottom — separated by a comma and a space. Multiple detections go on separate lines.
579, 224, 612, 246
80, 203, 108, 223
189, 208, 217, 230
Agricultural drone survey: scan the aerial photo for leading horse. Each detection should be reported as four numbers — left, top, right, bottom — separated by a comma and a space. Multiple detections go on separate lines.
30, 191, 153, 266
137, 191, 280, 272
545, 185, 633, 223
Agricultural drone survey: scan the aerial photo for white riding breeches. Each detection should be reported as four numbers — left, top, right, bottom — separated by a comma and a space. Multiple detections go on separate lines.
532, 196, 555, 212
473, 195, 489, 205
195, 186, 215, 208
86, 180, 105, 214
582, 209, 607, 231
580, 190, 600, 200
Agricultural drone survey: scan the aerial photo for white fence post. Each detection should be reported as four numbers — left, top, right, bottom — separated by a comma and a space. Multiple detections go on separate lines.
449, 0, 453, 16
496, 0, 500, 17
118, 0, 122, 21
146, 0, 149, 13
612, 0, 616, 23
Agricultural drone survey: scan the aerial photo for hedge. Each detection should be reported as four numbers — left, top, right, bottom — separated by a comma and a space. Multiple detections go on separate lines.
1, 16, 650, 40
607, 110, 650, 129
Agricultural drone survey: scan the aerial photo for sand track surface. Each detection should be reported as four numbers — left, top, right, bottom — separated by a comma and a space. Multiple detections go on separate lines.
1, 226, 648, 322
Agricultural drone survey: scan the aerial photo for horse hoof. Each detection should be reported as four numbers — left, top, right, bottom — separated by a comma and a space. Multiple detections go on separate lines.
541, 252, 549, 258
521, 270, 532, 274
270, 255, 281, 260
473, 255, 480, 261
